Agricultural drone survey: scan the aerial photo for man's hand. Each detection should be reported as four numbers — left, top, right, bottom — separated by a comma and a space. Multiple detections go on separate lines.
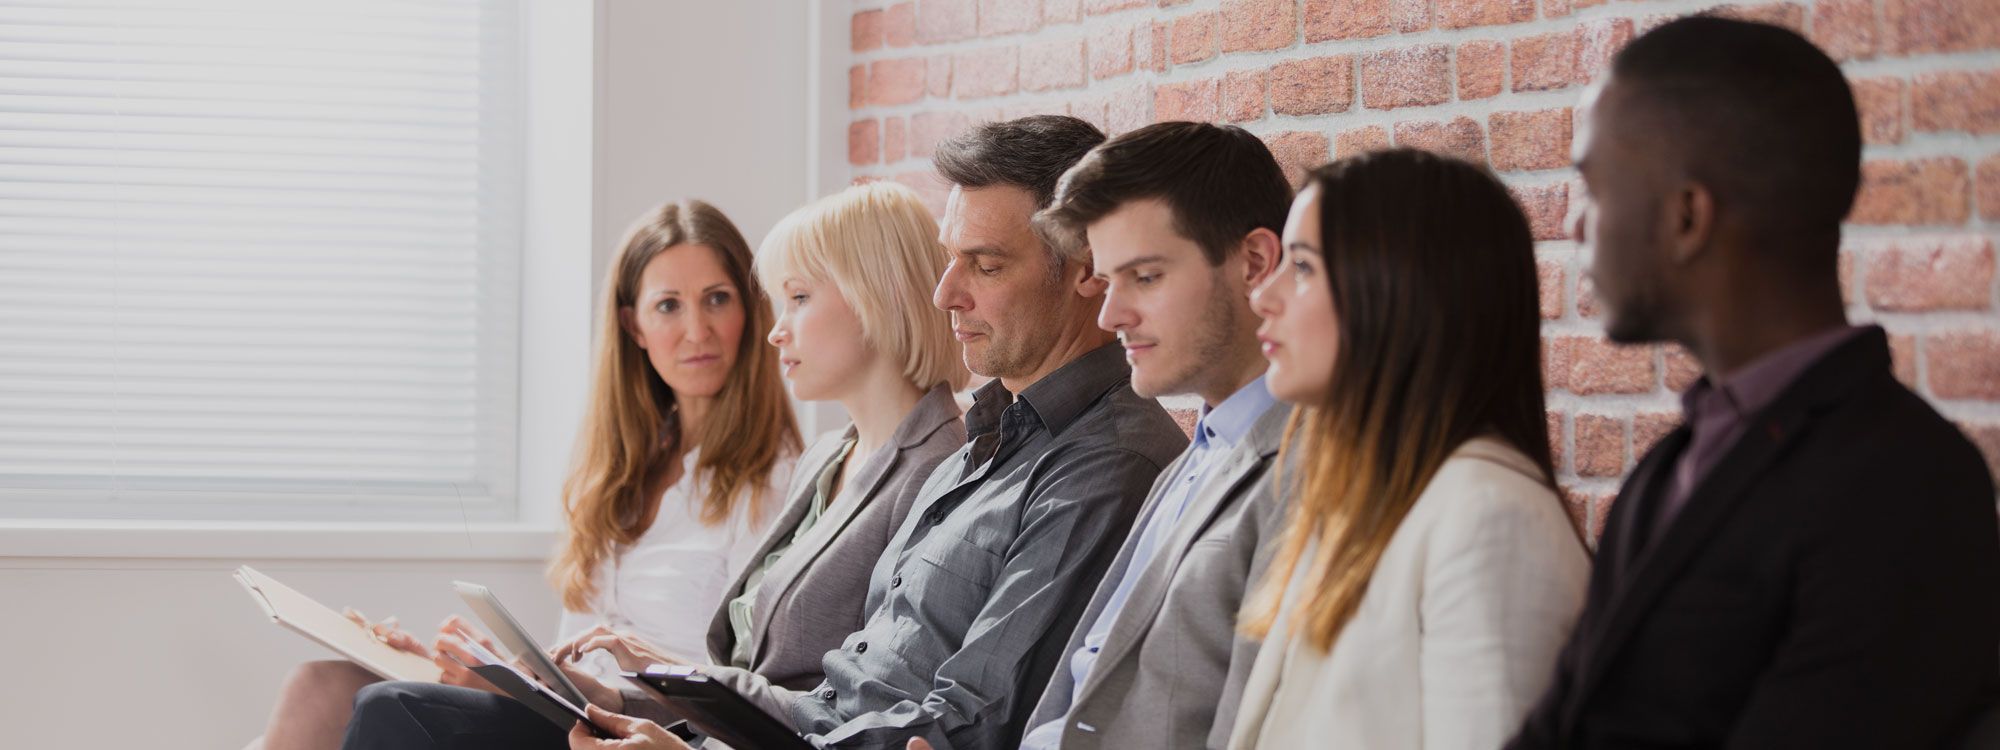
907, 739, 935, 750
553, 624, 691, 673
567, 704, 693, 749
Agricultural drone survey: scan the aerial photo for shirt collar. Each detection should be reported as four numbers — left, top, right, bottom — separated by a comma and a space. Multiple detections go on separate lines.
1679, 324, 1869, 425
967, 342, 1131, 437
1195, 375, 1277, 450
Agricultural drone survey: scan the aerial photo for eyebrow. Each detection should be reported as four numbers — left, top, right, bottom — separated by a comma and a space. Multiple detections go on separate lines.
1286, 243, 1323, 256
648, 282, 734, 298
956, 246, 1010, 259
1108, 254, 1169, 275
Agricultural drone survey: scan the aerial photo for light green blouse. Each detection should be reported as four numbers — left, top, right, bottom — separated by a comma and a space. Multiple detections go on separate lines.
725, 433, 857, 668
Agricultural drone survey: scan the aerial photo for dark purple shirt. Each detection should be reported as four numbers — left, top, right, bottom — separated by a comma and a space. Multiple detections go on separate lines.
1651, 325, 1872, 540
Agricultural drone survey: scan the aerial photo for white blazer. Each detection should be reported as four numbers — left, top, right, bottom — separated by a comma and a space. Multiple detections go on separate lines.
1227, 437, 1590, 750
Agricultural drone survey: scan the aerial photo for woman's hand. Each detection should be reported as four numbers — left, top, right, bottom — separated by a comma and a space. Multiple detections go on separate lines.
568, 704, 693, 749
552, 624, 691, 674
558, 661, 625, 713
342, 608, 430, 657
429, 615, 505, 695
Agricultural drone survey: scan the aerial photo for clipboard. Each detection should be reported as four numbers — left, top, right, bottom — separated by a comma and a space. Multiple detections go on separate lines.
628, 665, 814, 750
448, 633, 611, 737
233, 565, 443, 683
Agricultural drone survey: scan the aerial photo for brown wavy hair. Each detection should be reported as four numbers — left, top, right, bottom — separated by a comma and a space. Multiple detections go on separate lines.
551, 199, 800, 612
1241, 150, 1559, 652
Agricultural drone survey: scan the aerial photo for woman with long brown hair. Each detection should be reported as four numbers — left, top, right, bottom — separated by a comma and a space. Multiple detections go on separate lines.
247, 199, 798, 750
1226, 149, 1589, 749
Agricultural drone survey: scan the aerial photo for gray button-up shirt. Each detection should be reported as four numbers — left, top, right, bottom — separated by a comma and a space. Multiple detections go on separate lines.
765, 342, 1185, 750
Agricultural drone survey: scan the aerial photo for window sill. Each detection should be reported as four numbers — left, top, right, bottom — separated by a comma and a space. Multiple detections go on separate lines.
0, 520, 559, 562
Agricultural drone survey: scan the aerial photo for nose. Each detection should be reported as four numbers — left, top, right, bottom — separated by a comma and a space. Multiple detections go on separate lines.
1096, 279, 1136, 334
933, 258, 969, 313
767, 314, 788, 348
1250, 264, 1287, 320
685, 305, 715, 345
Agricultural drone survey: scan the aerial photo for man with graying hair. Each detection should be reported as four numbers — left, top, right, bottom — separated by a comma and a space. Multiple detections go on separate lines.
699, 115, 1186, 750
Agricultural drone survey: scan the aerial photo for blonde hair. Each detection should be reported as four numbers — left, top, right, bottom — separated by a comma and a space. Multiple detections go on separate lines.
755, 182, 969, 392
552, 199, 801, 612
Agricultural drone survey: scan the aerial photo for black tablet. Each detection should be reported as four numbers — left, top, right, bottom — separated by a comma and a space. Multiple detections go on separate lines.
626, 665, 816, 750
470, 664, 612, 738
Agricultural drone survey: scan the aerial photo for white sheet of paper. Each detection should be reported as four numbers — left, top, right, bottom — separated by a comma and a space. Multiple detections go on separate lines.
453, 629, 510, 667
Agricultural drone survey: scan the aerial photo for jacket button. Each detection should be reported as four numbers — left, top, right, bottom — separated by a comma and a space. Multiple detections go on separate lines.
891, 575, 902, 588
856, 642, 868, 654
821, 689, 837, 700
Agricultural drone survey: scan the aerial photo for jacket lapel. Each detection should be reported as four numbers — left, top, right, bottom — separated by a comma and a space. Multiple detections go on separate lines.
707, 431, 847, 664
1077, 406, 1289, 698
744, 387, 963, 666
1564, 330, 1891, 725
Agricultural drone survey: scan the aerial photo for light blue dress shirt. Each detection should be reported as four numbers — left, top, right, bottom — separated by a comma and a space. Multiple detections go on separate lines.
1019, 376, 1276, 750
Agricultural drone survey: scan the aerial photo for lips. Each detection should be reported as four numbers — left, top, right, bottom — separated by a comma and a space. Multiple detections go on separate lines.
1257, 334, 1281, 356
953, 327, 986, 342
682, 354, 721, 367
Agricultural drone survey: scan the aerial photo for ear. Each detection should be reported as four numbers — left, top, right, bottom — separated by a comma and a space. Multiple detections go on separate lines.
1667, 181, 1716, 266
1237, 227, 1281, 289
617, 306, 648, 351
1070, 252, 1108, 299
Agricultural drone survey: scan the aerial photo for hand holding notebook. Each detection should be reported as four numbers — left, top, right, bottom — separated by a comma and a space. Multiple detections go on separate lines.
446, 634, 613, 737
234, 566, 443, 683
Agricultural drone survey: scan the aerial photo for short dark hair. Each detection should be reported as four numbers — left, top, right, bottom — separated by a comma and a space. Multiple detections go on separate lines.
932, 115, 1108, 212
1037, 121, 1293, 266
1610, 16, 1861, 243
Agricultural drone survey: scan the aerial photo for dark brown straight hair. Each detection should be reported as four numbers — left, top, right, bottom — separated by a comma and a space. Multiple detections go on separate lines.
1242, 149, 1560, 651
1036, 120, 1292, 266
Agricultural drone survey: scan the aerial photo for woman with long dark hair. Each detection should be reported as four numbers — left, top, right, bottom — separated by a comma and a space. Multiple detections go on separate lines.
1228, 149, 1590, 749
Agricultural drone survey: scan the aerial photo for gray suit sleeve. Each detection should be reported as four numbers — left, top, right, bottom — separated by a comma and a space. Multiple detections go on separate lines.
813, 446, 1162, 750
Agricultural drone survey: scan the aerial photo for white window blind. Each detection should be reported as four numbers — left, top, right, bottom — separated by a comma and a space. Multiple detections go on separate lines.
0, 0, 524, 520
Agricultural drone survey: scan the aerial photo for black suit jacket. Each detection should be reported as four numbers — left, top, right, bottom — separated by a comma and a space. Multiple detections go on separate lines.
1508, 328, 2000, 749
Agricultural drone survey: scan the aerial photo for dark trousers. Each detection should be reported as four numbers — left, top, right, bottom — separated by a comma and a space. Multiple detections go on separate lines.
340, 681, 568, 750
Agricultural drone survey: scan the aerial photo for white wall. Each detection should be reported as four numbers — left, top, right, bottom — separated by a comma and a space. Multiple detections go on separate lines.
0, 3, 827, 748
593, 0, 815, 287
0, 550, 556, 749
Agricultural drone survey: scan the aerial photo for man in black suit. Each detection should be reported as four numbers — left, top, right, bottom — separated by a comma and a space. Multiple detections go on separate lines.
1508, 16, 2000, 749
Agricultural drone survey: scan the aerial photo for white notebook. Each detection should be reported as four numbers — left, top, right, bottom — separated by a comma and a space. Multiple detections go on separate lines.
234, 565, 443, 683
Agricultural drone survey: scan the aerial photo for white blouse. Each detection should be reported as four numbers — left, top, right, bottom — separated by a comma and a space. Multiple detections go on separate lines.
557, 445, 796, 676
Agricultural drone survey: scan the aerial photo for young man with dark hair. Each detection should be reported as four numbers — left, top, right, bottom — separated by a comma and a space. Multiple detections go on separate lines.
1007, 120, 1294, 750
1508, 16, 2000, 748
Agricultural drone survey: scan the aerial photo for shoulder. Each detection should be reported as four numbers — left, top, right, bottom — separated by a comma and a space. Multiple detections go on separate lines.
1413, 438, 1576, 547
1833, 379, 1989, 487
1057, 384, 1188, 465
905, 414, 967, 467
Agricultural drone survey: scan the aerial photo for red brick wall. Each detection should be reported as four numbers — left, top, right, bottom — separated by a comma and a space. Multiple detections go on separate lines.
842, 0, 2000, 543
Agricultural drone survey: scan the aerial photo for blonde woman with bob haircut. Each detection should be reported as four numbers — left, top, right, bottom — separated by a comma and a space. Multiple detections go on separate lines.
552, 182, 975, 749
250, 200, 799, 750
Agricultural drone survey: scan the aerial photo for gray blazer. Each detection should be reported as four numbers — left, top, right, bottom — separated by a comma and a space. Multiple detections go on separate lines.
1023, 404, 1292, 749
707, 384, 965, 690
